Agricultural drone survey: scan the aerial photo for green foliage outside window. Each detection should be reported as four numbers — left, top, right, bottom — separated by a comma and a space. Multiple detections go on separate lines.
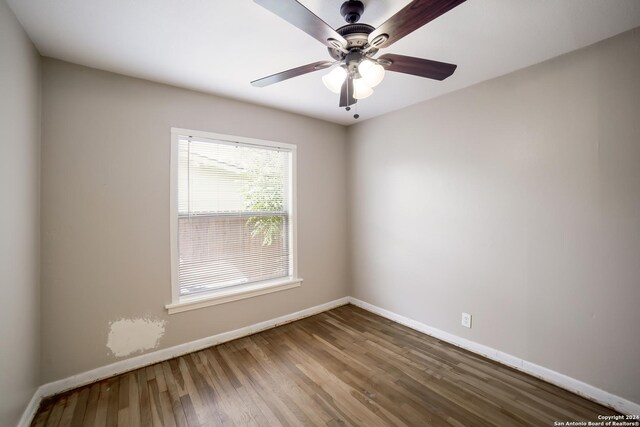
241, 149, 286, 246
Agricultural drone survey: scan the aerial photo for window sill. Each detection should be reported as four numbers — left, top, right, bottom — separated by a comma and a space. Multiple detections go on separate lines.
165, 277, 303, 314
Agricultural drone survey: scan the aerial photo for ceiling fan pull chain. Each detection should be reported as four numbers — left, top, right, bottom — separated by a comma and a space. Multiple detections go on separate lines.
345, 76, 352, 112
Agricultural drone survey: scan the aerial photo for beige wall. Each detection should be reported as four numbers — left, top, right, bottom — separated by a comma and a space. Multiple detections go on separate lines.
348, 28, 640, 404
40, 59, 349, 382
0, 0, 41, 425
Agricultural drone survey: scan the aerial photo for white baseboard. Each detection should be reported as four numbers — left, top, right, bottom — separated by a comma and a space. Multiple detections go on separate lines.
18, 296, 350, 427
16, 389, 41, 427
348, 297, 640, 416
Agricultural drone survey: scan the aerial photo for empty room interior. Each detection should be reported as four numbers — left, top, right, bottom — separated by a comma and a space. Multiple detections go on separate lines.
2, 0, 640, 426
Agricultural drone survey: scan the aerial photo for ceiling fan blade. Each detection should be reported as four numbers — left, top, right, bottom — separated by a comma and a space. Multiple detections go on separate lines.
379, 54, 457, 80
368, 0, 466, 49
251, 61, 332, 87
339, 76, 356, 107
254, 0, 347, 50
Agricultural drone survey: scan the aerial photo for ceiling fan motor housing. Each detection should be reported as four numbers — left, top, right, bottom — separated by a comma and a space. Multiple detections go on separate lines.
340, 1, 365, 23
345, 50, 365, 75
327, 23, 377, 60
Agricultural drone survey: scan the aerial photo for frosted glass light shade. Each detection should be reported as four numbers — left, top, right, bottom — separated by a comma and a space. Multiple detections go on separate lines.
358, 60, 385, 87
353, 78, 373, 99
322, 67, 347, 94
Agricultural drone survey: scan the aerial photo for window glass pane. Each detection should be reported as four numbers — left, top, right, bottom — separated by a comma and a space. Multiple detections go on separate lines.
177, 137, 291, 296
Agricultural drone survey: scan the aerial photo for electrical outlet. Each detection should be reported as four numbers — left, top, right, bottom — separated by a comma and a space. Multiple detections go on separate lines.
461, 312, 472, 328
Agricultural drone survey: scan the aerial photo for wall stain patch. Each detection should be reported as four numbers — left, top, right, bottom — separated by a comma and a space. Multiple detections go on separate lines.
107, 318, 166, 357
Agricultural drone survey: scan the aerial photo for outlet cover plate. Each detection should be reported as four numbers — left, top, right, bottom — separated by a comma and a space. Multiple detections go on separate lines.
461, 312, 472, 328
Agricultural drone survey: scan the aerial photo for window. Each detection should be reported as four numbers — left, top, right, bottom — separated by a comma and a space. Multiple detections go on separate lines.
167, 129, 300, 313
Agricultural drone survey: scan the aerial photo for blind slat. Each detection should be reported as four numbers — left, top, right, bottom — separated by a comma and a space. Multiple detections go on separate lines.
177, 137, 292, 297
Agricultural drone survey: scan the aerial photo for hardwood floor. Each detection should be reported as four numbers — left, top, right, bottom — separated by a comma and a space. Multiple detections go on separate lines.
32, 304, 619, 426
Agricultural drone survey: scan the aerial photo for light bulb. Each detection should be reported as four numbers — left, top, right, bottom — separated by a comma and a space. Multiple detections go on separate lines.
353, 78, 373, 99
358, 60, 385, 87
322, 67, 347, 94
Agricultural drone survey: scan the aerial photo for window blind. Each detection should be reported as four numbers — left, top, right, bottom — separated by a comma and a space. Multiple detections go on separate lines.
177, 137, 291, 297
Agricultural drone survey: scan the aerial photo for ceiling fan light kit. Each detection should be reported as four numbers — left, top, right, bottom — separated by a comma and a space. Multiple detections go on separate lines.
322, 66, 348, 94
252, 0, 466, 119
358, 60, 385, 87
353, 77, 374, 99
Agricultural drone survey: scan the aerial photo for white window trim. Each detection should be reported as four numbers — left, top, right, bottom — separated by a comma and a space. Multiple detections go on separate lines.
167, 127, 301, 314
166, 277, 303, 314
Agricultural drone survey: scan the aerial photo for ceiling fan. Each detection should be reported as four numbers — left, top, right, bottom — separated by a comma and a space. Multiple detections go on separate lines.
251, 0, 467, 117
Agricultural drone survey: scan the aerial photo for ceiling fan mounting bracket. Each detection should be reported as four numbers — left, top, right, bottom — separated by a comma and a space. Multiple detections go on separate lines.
340, 1, 365, 24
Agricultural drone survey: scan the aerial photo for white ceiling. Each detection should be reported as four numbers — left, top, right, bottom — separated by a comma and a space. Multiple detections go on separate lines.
7, 0, 640, 125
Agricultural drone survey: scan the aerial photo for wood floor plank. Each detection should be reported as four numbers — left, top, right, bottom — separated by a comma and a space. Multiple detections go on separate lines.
43, 396, 66, 427
217, 343, 301, 426
236, 338, 333, 425
92, 381, 109, 427
31, 398, 55, 427
203, 347, 282, 426
57, 391, 78, 427
79, 382, 101, 427
136, 368, 153, 427
281, 327, 402, 426
148, 379, 163, 426
104, 378, 119, 427
116, 408, 128, 427
158, 389, 178, 427
178, 395, 200, 427
176, 357, 206, 425
180, 354, 225, 426
258, 333, 362, 426
160, 361, 189, 427
31, 408, 51, 427
195, 350, 251, 426
126, 372, 141, 427
31, 304, 620, 426
69, 387, 90, 427
294, 319, 454, 425
243, 336, 336, 425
